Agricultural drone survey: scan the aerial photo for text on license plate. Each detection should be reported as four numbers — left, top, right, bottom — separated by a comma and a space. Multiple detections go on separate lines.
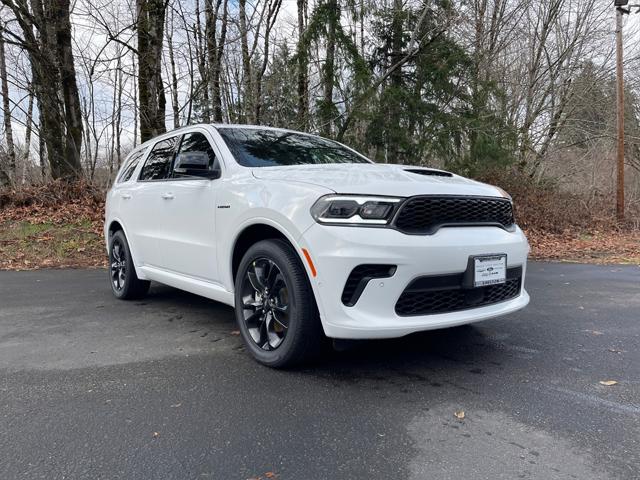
474, 255, 507, 287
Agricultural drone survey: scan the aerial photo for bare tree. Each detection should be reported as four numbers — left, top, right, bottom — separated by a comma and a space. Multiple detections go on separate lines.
166, 5, 180, 128
296, 0, 308, 129
1, 0, 84, 180
0, 23, 15, 185
206, 0, 228, 122
136, 0, 167, 142
23, 82, 34, 184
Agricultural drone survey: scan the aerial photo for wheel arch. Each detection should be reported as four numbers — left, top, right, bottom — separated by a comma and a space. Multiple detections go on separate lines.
108, 219, 124, 237
231, 222, 305, 285
106, 218, 147, 280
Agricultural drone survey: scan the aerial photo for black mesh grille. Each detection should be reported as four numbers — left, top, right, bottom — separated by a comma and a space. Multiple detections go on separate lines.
342, 265, 396, 306
395, 277, 521, 316
394, 196, 514, 234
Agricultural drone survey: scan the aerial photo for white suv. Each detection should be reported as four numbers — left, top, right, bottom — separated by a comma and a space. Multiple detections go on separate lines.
105, 124, 530, 367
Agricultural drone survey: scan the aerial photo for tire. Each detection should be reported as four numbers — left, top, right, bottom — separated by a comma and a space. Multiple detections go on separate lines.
108, 230, 150, 300
234, 239, 324, 368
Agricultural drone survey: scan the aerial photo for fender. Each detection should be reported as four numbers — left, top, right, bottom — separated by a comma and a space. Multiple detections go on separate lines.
225, 217, 327, 323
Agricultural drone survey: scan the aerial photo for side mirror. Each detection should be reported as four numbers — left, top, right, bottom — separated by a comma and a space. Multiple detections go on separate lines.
174, 152, 221, 179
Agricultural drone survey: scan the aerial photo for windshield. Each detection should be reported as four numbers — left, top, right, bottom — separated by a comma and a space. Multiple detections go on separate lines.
217, 127, 371, 167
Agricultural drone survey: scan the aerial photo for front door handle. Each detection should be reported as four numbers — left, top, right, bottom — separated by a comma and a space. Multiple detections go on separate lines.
121, 193, 132, 200
161, 192, 175, 200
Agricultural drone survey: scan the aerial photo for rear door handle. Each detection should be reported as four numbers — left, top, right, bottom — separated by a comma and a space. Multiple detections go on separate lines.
121, 193, 132, 200
161, 192, 175, 200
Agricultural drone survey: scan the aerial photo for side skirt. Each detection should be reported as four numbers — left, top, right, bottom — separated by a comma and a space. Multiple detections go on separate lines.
139, 265, 235, 307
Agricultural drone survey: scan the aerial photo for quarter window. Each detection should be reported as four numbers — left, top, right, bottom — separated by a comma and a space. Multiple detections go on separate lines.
173, 132, 219, 178
139, 137, 179, 181
117, 150, 145, 183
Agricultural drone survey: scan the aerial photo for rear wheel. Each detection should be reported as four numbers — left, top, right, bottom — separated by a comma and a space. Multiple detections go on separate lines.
109, 230, 150, 300
234, 239, 323, 368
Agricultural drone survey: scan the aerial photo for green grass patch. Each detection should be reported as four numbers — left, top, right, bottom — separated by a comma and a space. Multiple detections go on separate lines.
0, 218, 105, 270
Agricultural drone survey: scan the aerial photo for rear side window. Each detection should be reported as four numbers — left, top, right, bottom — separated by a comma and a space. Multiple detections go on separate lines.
139, 137, 179, 181
173, 132, 218, 178
117, 150, 145, 183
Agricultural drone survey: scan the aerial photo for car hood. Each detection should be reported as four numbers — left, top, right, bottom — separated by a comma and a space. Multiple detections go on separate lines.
251, 163, 504, 198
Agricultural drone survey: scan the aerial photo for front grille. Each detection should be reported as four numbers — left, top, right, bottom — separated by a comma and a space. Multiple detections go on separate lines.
394, 196, 514, 234
395, 272, 522, 316
342, 265, 396, 306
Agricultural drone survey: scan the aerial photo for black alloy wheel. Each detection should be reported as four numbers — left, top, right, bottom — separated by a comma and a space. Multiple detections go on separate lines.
240, 257, 291, 350
108, 230, 150, 299
110, 236, 127, 293
234, 239, 324, 368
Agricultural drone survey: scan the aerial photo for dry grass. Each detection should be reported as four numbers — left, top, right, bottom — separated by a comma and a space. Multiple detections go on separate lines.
481, 169, 640, 264
0, 181, 106, 270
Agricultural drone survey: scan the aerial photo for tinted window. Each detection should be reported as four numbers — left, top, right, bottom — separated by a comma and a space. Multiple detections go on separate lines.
218, 128, 371, 167
139, 137, 179, 181
117, 150, 145, 183
173, 132, 218, 178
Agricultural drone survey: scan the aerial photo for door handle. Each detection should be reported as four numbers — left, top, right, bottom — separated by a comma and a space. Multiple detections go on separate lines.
161, 192, 175, 200
121, 193, 132, 200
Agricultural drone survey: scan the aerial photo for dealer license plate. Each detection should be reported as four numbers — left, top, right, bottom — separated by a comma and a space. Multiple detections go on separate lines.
473, 255, 507, 287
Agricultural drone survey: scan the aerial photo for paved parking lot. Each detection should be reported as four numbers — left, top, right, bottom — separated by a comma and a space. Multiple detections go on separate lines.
1, 262, 639, 479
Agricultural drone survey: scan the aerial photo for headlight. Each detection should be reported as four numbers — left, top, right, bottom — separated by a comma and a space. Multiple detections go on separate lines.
310, 195, 402, 225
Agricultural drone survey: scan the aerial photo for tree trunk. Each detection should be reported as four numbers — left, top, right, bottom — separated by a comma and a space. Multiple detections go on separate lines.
296, 0, 308, 130
54, 0, 83, 177
167, 10, 180, 128
239, 0, 252, 122
320, 0, 338, 137
110, 67, 118, 179
23, 83, 34, 184
0, 27, 15, 185
33, 73, 66, 179
132, 56, 138, 147
195, 0, 210, 122
115, 55, 123, 169
386, 0, 404, 163
207, 0, 228, 122
37, 97, 46, 182
136, 0, 167, 142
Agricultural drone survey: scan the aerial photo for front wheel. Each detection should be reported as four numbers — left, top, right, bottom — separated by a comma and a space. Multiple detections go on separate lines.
109, 230, 150, 300
234, 239, 323, 368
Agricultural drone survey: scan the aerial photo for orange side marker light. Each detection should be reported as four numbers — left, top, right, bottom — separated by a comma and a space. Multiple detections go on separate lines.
302, 248, 317, 277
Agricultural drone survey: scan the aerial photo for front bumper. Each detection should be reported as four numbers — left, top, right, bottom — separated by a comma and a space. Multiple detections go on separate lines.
300, 224, 530, 339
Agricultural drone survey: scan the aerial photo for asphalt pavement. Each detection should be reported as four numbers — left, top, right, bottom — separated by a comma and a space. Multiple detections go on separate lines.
0, 262, 639, 480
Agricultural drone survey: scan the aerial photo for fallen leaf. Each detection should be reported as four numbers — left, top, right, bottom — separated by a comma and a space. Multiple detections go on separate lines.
265, 473, 277, 479
599, 380, 618, 386
454, 410, 465, 420
230, 330, 240, 336
584, 330, 604, 336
